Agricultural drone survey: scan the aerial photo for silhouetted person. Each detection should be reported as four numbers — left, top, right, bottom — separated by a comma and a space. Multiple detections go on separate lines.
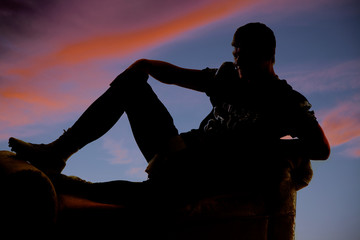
9, 23, 330, 206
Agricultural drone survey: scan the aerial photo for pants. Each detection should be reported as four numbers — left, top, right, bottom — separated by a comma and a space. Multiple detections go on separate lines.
62, 74, 194, 208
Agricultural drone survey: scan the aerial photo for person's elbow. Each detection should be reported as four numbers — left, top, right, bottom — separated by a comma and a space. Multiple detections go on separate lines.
307, 123, 331, 160
309, 140, 331, 160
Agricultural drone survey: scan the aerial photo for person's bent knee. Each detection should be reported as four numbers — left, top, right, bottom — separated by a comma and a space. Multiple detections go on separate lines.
110, 67, 149, 89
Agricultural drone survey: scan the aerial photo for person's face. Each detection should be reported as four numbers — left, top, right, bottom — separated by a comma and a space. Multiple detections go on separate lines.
233, 46, 273, 78
232, 47, 241, 69
233, 45, 260, 65
232, 46, 256, 77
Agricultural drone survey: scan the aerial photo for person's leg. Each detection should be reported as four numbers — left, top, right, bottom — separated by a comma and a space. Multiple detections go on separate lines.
9, 71, 185, 174
53, 175, 182, 229
53, 175, 153, 206
8, 85, 126, 174
117, 81, 180, 162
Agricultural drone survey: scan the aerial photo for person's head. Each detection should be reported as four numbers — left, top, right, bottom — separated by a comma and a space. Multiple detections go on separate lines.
232, 22, 276, 78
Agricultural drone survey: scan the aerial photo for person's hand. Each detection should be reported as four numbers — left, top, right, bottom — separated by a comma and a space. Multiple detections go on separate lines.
145, 153, 168, 179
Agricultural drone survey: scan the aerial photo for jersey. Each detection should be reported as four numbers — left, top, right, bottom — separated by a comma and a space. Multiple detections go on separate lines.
181, 62, 317, 158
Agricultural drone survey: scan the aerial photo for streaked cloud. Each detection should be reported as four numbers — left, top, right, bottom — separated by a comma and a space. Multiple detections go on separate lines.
283, 59, 360, 158
102, 137, 132, 165
283, 59, 360, 94
102, 137, 148, 179
320, 96, 360, 152
2, 0, 253, 78
0, 0, 255, 141
1, 0, 357, 147
0, 63, 110, 141
126, 167, 146, 179
340, 141, 360, 158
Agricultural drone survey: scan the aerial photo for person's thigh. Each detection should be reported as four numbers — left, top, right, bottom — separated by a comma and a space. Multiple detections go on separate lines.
115, 82, 179, 162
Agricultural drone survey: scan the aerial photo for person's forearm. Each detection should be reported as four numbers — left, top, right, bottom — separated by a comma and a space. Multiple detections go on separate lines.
275, 138, 330, 160
123, 58, 208, 91
144, 59, 181, 84
143, 59, 208, 92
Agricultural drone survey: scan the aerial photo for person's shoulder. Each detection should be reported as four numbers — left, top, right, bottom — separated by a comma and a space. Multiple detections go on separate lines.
216, 62, 236, 74
202, 62, 236, 77
201, 64, 219, 77
275, 78, 307, 101
203, 62, 239, 96
215, 62, 239, 83
276, 78, 314, 115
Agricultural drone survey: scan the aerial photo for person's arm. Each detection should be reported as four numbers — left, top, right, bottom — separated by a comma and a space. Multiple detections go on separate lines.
124, 59, 211, 92
276, 122, 330, 160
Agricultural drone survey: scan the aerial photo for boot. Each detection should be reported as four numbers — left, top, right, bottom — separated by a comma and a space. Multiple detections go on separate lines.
9, 128, 80, 175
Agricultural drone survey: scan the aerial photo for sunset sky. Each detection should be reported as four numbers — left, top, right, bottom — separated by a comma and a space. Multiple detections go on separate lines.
1, 0, 359, 239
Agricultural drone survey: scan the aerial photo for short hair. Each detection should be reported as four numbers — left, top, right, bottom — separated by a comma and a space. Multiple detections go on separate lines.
232, 22, 276, 61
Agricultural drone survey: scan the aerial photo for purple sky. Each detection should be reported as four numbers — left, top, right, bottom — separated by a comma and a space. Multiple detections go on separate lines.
1, 0, 359, 239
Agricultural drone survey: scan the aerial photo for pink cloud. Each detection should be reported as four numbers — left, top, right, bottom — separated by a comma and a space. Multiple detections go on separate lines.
102, 137, 132, 165
342, 143, 360, 158
320, 97, 360, 148
284, 59, 360, 94
126, 167, 146, 179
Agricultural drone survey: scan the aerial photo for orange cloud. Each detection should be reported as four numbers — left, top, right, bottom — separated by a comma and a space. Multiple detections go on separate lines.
0, 66, 103, 132
1, 89, 63, 109
0, 89, 76, 129
7, 0, 253, 78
